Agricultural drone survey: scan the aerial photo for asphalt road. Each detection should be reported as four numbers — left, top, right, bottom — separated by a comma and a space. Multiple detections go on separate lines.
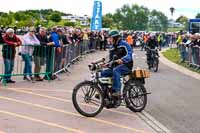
134, 49, 200, 133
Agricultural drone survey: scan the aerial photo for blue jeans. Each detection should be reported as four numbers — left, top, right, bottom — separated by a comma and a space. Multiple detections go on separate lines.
22, 54, 32, 77
3, 59, 14, 80
101, 65, 131, 92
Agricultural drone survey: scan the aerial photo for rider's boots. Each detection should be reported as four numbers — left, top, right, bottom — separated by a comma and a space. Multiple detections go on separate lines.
112, 91, 121, 108
113, 96, 121, 108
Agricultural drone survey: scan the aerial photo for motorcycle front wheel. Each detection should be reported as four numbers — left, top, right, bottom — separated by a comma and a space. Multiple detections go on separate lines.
152, 58, 159, 72
72, 81, 104, 117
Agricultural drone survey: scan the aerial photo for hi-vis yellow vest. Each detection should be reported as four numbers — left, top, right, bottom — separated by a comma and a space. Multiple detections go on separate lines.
176, 35, 182, 45
157, 35, 161, 42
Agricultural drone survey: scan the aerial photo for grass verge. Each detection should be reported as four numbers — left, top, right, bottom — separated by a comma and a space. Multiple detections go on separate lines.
162, 48, 200, 74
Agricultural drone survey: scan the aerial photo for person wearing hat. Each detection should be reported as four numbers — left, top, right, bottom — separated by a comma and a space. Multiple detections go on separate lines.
21, 27, 40, 81
49, 27, 61, 75
57, 28, 69, 71
2, 28, 22, 83
49, 27, 61, 48
101, 30, 133, 107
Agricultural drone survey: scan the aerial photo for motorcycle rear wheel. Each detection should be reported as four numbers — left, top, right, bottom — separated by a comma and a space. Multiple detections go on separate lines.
124, 81, 147, 112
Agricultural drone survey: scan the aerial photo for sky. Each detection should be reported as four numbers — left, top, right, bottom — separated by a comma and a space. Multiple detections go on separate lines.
0, 0, 200, 19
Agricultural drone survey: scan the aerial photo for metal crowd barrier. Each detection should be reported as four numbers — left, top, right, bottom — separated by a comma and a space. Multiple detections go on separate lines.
0, 40, 97, 85
0, 44, 53, 85
53, 40, 96, 76
182, 45, 200, 68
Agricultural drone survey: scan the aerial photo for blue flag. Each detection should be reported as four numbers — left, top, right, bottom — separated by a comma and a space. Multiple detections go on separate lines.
91, 0, 102, 31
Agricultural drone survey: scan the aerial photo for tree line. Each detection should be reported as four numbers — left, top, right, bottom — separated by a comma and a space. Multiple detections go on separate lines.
0, 9, 78, 28
103, 4, 200, 31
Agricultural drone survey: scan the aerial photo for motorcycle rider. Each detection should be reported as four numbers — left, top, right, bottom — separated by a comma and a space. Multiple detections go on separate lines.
101, 30, 133, 106
146, 33, 158, 68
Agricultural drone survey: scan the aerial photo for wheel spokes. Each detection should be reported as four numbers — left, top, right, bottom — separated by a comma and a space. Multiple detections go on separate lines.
75, 84, 103, 114
129, 85, 145, 108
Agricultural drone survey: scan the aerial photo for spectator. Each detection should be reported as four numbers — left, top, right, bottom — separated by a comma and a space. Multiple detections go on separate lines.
89, 31, 95, 50
122, 32, 128, 40
49, 27, 61, 74
0, 28, 4, 43
66, 30, 73, 44
21, 27, 40, 81
172, 33, 177, 45
143, 33, 149, 51
74, 30, 83, 55
79, 31, 84, 54
73, 29, 81, 43
132, 33, 137, 47
179, 34, 188, 63
99, 31, 106, 50
96, 32, 101, 50
190, 34, 199, 65
57, 28, 68, 69
126, 33, 133, 47
83, 31, 89, 52
36, 25, 42, 33
166, 33, 170, 47
162, 33, 167, 47
103, 31, 108, 50
176, 32, 182, 46
66, 30, 74, 62
157, 33, 162, 51
35, 27, 54, 81
58, 29, 68, 45
2, 28, 22, 83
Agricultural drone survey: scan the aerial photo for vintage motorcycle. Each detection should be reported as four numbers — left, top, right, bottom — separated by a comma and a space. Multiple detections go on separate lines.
72, 58, 151, 117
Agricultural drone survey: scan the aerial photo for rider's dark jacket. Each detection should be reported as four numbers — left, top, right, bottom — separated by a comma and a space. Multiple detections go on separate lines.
109, 39, 133, 70
146, 38, 158, 49
146, 38, 159, 61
